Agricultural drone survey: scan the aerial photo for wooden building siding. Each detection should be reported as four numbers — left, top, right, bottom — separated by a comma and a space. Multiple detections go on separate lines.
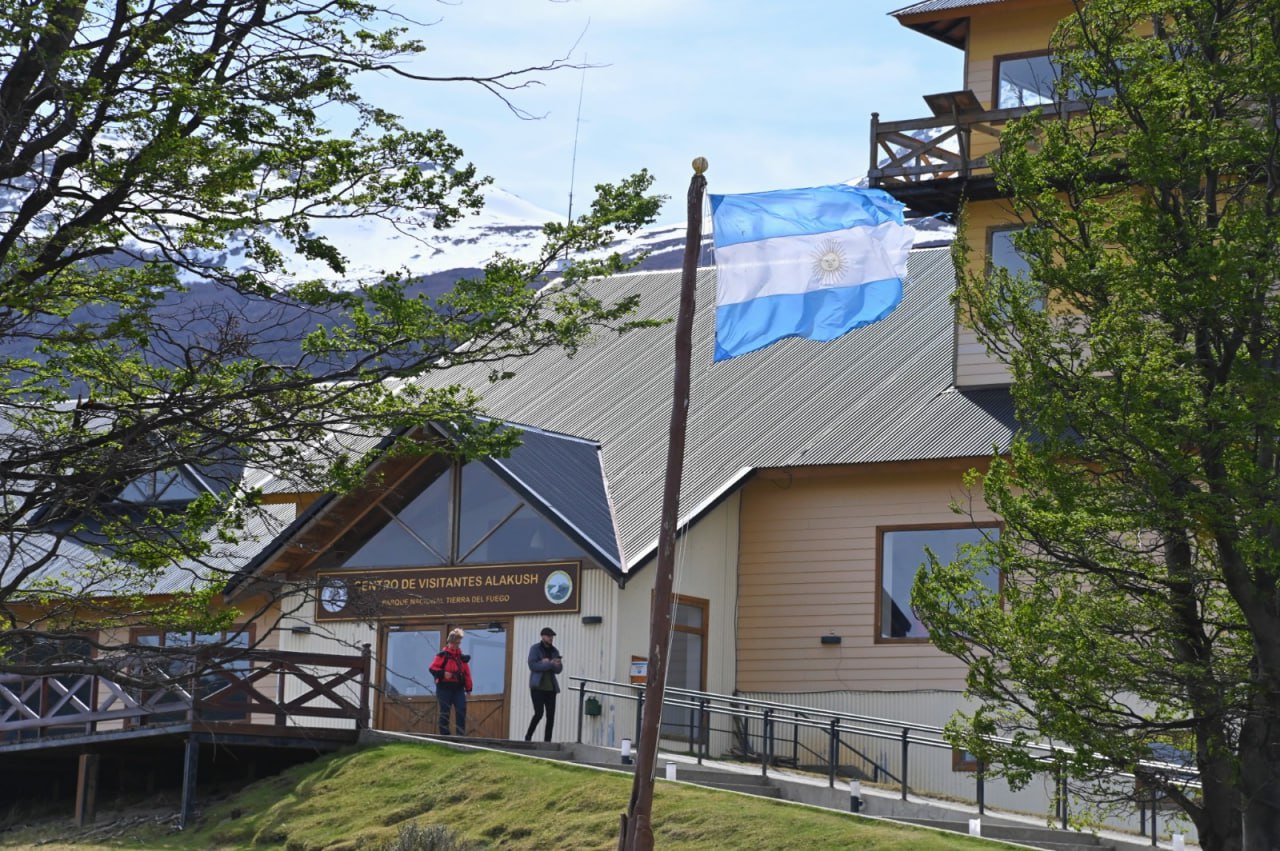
966, 2, 1064, 101
963, 2, 1070, 164
955, 192, 1018, 387
280, 612, 375, 730
955, 323, 1013, 388
736, 461, 995, 693
512, 565, 619, 745
598, 494, 741, 751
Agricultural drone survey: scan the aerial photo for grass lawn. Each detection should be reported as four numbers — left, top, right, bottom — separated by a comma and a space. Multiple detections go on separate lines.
0, 741, 1025, 850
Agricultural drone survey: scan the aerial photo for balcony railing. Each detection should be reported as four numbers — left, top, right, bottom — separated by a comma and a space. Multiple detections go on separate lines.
0, 645, 372, 742
866, 98, 1091, 209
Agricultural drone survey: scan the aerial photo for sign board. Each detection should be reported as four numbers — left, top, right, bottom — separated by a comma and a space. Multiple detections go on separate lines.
314, 561, 580, 622
629, 655, 648, 684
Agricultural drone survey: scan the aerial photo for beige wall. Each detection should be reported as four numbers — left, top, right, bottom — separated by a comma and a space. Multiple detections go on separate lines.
736, 461, 996, 693
602, 492, 741, 749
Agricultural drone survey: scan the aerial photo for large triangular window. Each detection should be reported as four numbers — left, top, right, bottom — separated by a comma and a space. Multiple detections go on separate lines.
338, 458, 585, 569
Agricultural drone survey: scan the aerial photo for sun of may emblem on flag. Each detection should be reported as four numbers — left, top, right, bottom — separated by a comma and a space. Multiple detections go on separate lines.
812, 239, 849, 285
709, 184, 914, 361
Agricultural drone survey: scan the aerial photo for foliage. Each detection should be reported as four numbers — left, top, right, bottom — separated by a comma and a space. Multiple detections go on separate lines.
912, 1, 1280, 849
0, 1, 664, 675
378, 822, 482, 851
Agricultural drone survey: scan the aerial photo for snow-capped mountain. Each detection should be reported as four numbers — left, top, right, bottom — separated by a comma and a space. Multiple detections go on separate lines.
0, 180, 953, 369
263, 182, 952, 291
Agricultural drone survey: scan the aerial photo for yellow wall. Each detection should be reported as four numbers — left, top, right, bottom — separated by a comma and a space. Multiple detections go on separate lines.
736, 461, 996, 692
955, 199, 1021, 387
965, 0, 1071, 107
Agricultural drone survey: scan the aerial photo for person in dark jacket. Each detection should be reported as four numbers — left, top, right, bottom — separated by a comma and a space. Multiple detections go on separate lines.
524, 627, 563, 742
429, 628, 473, 735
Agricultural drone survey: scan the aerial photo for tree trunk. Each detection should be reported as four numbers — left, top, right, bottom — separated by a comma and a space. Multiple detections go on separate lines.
1239, 711, 1280, 851
1196, 750, 1245, 851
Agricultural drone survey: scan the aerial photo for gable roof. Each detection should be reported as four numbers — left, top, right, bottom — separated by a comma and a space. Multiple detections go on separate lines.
403, 246, 1016, 572
225, 420, 622, 593
468, 422, 622, 573
891, 0, 1011, 48
894, 0, 1006, 10
19, 246, 1017, 597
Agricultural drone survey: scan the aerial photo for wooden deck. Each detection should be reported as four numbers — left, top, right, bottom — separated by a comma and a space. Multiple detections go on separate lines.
0, 647, 372, 827
866, 98, 1091, 214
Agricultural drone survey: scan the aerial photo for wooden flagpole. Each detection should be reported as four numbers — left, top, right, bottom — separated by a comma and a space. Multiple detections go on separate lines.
619, 158, 708, 851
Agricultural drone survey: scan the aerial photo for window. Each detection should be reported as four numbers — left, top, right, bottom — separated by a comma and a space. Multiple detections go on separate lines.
132, 628, 253, 720
989, 226, 1045, 312
877, 525, 999, 641
989, 228, 1030, 280
660, 596, 708, 742
997, 53, 1060, 108
338, 458, 587, 569
996, 51, 1116, 109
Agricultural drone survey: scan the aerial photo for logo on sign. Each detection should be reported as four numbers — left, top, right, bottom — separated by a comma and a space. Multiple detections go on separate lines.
545, 569, 573, 605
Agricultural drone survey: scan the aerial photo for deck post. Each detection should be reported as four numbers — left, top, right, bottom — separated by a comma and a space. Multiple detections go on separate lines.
179, 735, 200, 829
869, 112, 880, 182
358, 643, 372, 730
74, 753, 99, 826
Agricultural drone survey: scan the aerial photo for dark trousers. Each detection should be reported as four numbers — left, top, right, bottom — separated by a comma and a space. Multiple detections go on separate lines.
525, 689, 557, 742
437, 684, 467, 736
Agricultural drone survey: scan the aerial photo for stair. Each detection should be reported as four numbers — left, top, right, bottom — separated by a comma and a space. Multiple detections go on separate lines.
893, 817, 1119, 851
481, 739, 784, 799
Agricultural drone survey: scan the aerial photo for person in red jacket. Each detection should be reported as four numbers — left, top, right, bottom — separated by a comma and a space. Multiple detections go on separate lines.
429, 628, 473, 735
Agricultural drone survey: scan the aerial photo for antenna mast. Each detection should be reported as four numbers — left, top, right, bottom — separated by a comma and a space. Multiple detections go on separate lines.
566, 57, 587, 224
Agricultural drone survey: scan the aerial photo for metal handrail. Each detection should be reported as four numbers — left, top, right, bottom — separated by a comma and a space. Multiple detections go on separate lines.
570, 675, 1201, 837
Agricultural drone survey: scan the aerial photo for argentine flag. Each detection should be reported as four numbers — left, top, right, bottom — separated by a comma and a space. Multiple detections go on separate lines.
709, 184, 914, 361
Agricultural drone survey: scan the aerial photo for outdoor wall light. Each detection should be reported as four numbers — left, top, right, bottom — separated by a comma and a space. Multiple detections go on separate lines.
581, 615, 604, 625
290, 625, 312, 635
820, 634, 842, 645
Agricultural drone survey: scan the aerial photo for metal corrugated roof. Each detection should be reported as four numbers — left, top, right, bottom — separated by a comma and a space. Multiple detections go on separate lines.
5, 503, 295, 597
891, 0, 1013, 49
483, 424, 621, 573
403, 246, 1016, 572
19, 247, 1018, 595
892, 0, 1007, 15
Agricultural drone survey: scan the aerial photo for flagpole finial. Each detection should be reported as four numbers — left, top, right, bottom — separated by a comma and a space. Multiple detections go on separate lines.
692, 156, 708, 175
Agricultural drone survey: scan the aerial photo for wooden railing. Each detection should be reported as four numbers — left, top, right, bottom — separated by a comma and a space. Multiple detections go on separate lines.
0, 645, 371, 742
867, 102, 1090, 189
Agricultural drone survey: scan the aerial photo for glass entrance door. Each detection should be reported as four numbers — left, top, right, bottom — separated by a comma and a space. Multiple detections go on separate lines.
462, 626, 508, 738
378, 623, 509, 738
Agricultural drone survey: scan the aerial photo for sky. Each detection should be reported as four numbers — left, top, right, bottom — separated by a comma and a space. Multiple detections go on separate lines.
367, 1, 963, 225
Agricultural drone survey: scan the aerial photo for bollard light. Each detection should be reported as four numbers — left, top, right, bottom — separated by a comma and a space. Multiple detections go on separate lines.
849, 779, 863, 813
1173, 835, 1185, 851
968, 818, 982, 836
621, 738, 633, 765
665, 762, 677, 781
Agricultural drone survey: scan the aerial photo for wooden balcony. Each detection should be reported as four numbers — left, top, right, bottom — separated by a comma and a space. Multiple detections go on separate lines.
0, 646, 373, 827
0, 645, 372, 744
866, 93, 1090, 215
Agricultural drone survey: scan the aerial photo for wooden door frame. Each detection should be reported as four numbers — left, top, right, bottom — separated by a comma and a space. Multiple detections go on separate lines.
375, 619, 513, 734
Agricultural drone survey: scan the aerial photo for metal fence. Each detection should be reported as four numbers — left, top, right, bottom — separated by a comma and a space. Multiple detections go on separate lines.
569, 676, 1199, 846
